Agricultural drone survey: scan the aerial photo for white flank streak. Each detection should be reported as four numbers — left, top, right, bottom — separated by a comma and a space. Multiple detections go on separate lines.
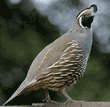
53, 61, 60, 65
70, 61, 77, 63
45, 72, 62, 77
68, 42, 73, 44
67, 72, 73, 74
72, 43, 78, 46
56, 72, 63, 74
64, 56, 70, 60
54, 77, 62, 79
72, 40, 76, 42
77, 50, 83, 52
70, 70, 75, 71
70, 49, 77, 53
46, 66, 52, 69
70, 61, 76, 63
45, 73, 52, 77
64, 64, 73, 67
60, 57, 64, 60
61, 53, 68, 57
72, 67, 78, 69
71, 45, 75, 48
76, 57, 79, 60
38, 48, 51, 70
70, 54, 75, 56
72, 63, 78, 65
47, 64, 62, 69
77, 54, 83, 56
63, 46, 72, 53
60, 60, 70, 64
75, 46, 81, 49
76, 55, 81, 58
53, 65, 63, 67
46, 61, 60, 69
60, 69, 69, 71
61, 74, 68, 76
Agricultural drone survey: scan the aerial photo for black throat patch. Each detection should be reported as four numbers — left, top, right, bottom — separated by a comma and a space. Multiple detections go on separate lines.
81, 15, 94, 28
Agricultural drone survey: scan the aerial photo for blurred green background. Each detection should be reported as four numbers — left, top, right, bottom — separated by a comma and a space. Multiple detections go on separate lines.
0, 0, 110, 105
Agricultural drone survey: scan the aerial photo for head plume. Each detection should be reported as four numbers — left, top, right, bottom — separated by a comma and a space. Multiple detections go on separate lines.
76, 4, 97, 29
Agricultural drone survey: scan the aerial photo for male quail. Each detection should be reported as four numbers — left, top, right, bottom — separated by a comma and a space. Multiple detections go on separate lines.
2, 4, 97, 105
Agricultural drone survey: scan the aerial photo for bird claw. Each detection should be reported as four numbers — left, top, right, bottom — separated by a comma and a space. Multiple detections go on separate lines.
42, 98, 47, 103
64, 99, 85, 105
42, 98, 59, 106
32, 99, 59, 106
48, 100, 59, 105
63, 99, 72, 105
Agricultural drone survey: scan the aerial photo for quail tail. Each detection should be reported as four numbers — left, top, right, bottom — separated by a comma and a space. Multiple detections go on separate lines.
2, 80, 28, 106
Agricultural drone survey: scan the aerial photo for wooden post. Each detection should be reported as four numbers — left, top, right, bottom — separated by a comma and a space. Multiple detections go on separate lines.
1, 102, 110, 107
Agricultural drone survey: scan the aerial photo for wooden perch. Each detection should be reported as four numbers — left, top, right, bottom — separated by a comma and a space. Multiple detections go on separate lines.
1, 102, 110, 107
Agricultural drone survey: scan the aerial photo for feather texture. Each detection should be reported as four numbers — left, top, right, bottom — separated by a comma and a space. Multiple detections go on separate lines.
2, 4, 97, 105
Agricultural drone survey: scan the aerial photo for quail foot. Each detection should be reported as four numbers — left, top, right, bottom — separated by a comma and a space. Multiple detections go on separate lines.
2, 4, 97, 106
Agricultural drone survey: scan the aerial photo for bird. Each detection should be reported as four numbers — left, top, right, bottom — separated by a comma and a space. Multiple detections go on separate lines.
2, 4, 97, 105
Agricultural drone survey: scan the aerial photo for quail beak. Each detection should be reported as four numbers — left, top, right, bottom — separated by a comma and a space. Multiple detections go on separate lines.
91, 13, 95, 17
91, 15, 95, 17
88, 14, 95, 18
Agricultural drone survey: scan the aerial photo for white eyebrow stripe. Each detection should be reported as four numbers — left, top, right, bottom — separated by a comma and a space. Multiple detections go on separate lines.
77, 9, 89, 19
79, 17, 84, 28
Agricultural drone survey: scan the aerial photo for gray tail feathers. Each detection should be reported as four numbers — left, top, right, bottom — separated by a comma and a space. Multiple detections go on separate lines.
2, 80, 28, 106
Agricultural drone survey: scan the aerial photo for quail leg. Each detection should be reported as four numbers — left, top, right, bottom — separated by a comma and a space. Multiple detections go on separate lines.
61, 89, 85, 105
42, 88, 59, 105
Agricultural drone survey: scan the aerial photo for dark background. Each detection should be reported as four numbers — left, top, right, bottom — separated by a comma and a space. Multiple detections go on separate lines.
0, 0, 110, 105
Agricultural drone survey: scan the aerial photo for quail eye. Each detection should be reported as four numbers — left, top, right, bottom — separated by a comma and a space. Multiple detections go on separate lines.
83, 14, 86, 17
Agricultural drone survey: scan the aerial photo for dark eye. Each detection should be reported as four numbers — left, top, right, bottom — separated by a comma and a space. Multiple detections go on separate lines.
83, 14, 86, 17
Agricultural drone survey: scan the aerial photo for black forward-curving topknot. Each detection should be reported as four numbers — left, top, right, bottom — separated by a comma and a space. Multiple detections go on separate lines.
90, 4, 97, 13
76, 4, 97, 19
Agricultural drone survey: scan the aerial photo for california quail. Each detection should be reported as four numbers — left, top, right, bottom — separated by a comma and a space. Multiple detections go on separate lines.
2, 4, 97, 105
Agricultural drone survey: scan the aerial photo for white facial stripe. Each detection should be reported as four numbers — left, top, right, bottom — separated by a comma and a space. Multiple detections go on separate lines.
77, 9, 91, 19
79, 17, 84, 28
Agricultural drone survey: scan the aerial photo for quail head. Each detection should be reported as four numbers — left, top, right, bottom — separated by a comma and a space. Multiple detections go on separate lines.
2, 4, 97, 105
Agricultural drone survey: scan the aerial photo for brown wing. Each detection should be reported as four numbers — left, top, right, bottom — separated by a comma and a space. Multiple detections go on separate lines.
35, 39, 88, 90
26, 32, 77, 81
